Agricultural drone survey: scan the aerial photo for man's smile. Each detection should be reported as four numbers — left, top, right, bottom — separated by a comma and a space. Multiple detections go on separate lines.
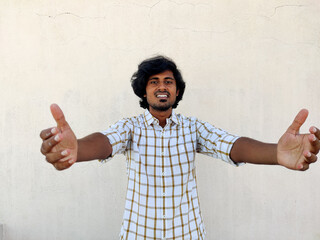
155, 91, 170, 99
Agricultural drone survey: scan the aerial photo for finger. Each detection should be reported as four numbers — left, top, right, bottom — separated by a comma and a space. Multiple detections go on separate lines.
53, 158, 76, 171
287, 109, 308, 135
40, 127, 58, 140
303, 151, 318, 164
45, 149, 70, 164
40, 134, 62, 154
310, 126, 320, 140
299, 162, 309, 171
308, 134, 320, 148
50, 104, 70, 130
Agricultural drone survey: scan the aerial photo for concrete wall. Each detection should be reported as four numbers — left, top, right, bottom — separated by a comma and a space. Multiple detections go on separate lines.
0, 224, 3, 240
1, 0, 320, 239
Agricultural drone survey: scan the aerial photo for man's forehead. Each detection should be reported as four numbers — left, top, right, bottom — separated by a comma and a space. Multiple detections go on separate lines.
148, 70, 175, 80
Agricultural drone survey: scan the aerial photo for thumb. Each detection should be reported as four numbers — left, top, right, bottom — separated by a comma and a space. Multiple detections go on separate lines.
286, 109, 308, 135
50, 103, 70, 129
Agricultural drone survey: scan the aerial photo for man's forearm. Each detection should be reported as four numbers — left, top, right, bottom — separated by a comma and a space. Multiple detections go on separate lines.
77, 132, 112, 162
230, 137, 278, 165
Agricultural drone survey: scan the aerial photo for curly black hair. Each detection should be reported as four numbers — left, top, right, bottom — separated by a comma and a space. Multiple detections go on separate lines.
131, 55, 186, 109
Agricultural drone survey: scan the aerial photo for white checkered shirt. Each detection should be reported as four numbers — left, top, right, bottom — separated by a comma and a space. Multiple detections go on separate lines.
102, 110, 240, 239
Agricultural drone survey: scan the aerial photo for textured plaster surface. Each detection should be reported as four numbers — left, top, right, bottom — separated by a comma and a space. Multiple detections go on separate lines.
0, 0, 320, 239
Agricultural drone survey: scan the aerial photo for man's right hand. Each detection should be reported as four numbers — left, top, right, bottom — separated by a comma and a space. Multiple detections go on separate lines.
40, 104, 78, 170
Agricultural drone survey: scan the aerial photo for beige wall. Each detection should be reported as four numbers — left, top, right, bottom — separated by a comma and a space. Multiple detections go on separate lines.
1, 0, 320, 239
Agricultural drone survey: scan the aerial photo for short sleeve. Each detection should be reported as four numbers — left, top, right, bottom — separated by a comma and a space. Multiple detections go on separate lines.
196, 119, 243, 166
100, 118, 132, 161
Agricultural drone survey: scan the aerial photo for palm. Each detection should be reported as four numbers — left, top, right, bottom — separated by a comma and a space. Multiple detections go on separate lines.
52, 127, 78, 162
277, 132, 308, 170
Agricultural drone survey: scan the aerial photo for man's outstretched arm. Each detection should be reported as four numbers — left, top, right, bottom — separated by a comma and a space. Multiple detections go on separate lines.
230, 109, 320, 171
40, 104, 112, 170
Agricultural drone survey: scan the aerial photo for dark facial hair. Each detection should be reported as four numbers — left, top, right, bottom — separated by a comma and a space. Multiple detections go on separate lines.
149, 100, 172, 111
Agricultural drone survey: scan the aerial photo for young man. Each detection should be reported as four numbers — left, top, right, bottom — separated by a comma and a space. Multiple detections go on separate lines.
40, 56, 319, 239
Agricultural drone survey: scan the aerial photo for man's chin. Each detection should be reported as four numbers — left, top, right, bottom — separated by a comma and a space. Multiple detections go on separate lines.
150, 104, 172, 112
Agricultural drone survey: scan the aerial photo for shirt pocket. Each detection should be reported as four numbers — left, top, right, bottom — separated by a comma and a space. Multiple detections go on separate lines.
168, 132, 196, 177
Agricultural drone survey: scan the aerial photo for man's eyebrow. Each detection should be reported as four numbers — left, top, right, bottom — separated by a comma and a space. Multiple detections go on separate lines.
148, 77, 159, 80
148, 77, 175, 80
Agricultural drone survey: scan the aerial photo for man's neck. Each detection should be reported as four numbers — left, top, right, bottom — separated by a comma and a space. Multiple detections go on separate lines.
149, 107, 172, 128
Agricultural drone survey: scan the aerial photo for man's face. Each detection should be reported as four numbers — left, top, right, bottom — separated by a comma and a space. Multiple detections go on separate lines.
145, 70, 179, 112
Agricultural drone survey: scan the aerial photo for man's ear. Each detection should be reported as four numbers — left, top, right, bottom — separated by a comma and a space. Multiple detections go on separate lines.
176, 89, 179, 96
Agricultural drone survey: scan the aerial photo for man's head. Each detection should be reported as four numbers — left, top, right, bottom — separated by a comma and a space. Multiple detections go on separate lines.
131, 55, 186, 110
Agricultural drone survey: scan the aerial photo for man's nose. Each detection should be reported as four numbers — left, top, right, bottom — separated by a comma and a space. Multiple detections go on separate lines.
157, 81, 167, 91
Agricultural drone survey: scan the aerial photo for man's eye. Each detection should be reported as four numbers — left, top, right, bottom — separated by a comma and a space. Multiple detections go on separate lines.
166, 81, 173, 84
150, 81, 157, 84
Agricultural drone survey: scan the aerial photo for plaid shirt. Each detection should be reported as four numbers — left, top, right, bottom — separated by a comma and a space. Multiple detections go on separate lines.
102, 110, 240, 239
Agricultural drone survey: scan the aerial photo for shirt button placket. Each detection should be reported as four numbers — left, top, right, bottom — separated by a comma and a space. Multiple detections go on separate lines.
161, 129, 166, 240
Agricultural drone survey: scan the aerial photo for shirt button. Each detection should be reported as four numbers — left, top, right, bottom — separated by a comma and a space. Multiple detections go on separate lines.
163, 215, 166, 219
162, 192, 166, 196
162, 172, 165, 176
161, 151, 164, 156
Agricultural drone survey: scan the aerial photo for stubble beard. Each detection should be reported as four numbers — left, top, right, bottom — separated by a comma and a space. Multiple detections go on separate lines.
149, 100, 173, 112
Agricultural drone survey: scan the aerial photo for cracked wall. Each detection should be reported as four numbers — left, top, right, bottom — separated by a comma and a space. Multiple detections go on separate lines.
0, 0, 320, 239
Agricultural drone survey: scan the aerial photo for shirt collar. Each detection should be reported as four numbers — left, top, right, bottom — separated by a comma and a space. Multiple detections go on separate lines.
170, 110, 180, 125
143, 109, 156, 126
143, 109, 180, 126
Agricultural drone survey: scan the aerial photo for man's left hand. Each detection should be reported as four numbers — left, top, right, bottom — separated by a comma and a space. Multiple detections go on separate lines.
277, 109, 320, 171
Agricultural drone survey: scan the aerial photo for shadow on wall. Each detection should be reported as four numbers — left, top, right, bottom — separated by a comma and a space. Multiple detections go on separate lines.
0, 223, 2, 240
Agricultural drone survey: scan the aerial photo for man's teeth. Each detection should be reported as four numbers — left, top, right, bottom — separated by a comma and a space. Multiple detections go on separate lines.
157, 95, 168, 98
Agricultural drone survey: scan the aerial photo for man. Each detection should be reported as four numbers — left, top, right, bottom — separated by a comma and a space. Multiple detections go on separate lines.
40, 56, 319, 239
